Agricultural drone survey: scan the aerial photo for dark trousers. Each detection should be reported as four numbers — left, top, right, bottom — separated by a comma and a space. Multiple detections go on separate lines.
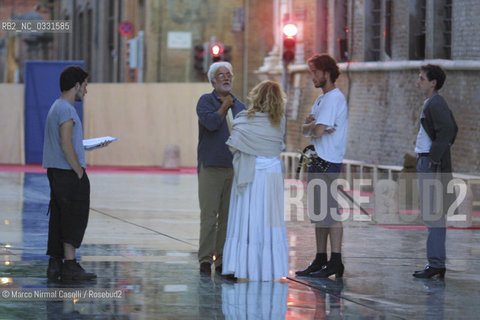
417, 156, 446, 268
46, 168, 90, 258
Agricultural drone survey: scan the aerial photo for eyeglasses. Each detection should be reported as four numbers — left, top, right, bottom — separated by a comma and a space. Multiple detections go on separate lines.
216, 72, 233, 80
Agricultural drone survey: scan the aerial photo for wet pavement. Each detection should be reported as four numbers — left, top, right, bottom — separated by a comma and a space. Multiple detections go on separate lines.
1, 170, 480, 319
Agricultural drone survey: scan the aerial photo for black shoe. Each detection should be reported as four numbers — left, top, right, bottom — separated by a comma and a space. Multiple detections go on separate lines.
309, 262, 344, 278
296, 259, 326, 276
61, 259, 97, 281
413, 265, 446, 279
47, 257, 63, 281
215, 265, 236, 280
200, 262, 211, 274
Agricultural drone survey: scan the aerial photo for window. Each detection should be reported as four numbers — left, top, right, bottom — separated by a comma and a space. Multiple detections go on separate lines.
365, 0, 382, 61
335, 0, 349, 62
443, 0, 452, 59
416, 0, 451, 59
384, 0, 392, 57
315, 0, 349, 61
315, 0, 328, 54
409, 0, 426, 60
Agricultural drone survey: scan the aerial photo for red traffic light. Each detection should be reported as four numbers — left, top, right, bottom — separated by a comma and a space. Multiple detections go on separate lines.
210, 43, 224, 58
282, 23, 297, 64
193, 44, 206, 72
283, 37, 295, 49
282, 23, 298, 38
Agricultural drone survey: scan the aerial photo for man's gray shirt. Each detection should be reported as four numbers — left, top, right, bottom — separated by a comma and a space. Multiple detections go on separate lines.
42, 98, 86, 169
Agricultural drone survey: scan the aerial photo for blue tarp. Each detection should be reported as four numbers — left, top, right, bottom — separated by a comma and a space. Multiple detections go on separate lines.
24, 61, 84, 164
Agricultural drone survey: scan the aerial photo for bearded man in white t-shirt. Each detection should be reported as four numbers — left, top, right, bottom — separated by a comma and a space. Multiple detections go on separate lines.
295, 54, 349, 279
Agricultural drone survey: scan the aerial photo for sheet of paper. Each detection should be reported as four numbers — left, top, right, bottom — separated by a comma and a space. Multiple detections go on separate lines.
83, 136, 118, 150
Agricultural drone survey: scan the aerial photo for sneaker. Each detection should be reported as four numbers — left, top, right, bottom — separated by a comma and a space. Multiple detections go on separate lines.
61, 259, 97, 281
47, 257, 63, 281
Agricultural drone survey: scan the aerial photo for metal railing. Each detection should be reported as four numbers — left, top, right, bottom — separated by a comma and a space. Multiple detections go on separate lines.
280, 152, 403, 184
280, 151, 480, 208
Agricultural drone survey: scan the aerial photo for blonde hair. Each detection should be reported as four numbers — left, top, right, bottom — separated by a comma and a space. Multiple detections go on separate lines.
247, 80, 285, 126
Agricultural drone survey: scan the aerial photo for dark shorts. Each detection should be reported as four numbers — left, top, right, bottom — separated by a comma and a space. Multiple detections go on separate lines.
307, 155, 343, 227
46, 168, 90, 257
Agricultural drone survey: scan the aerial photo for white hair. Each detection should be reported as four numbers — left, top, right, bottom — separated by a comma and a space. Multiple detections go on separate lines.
207, 62, 233, 84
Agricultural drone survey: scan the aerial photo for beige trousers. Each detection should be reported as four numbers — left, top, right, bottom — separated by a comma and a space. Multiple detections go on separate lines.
197, 165, 233, 266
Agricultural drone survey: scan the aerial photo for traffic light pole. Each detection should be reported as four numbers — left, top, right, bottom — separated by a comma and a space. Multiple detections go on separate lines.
138, 31, 144, 83
282, 61, 289, 151
281, 22, 297, 151
281, 22, 297, 93
282, 62, 289, 93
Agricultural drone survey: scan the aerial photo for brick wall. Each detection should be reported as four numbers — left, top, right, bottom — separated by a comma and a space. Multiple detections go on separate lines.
452, 0, 480, 60
351, 0, 365, 61
441, 70, 480, 173
280, 0, 480, 173
390, 0, 409, 60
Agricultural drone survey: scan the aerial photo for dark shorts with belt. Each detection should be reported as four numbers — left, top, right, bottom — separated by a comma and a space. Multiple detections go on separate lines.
46, 168, 90, 257
306, 154, 343, 227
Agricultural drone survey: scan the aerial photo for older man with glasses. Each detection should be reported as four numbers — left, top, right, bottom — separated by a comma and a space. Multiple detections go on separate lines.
196, 62, 245, 277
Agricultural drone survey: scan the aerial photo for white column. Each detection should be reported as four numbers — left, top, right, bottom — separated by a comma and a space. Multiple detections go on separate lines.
256, 0, 283, 74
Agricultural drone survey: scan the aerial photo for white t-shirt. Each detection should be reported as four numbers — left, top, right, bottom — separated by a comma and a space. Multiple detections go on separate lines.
414, 98, 432, 154
308, 88, 348, 163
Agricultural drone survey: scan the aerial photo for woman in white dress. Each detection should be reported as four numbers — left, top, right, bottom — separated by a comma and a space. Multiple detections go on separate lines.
222, 80, 289, 281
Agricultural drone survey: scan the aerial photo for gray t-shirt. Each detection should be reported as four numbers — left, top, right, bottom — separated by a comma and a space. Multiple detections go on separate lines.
42, 98, 86, 169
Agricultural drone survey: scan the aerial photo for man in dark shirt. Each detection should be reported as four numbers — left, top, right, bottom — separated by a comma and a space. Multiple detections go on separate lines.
413, 64, 458, 279
196, 62, 245, 275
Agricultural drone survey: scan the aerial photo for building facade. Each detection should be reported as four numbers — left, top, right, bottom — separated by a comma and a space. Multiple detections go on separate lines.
1, 0, 479, 172
255, 0, 480, 173
0, 0, 54, 82
49, 0, 270, 98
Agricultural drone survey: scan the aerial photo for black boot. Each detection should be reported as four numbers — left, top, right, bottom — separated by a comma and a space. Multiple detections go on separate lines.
296, 253, 328, 276
309, 262, 344, 278
310, 253, 344, 278
61, 259, 97, 281
47, 257, 63, 281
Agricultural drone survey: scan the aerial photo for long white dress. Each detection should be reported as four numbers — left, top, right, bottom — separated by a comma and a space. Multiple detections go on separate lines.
222, 156, 289, 281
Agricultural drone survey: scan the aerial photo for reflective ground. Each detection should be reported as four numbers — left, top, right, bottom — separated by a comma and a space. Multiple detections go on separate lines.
1, 169, 480, 319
